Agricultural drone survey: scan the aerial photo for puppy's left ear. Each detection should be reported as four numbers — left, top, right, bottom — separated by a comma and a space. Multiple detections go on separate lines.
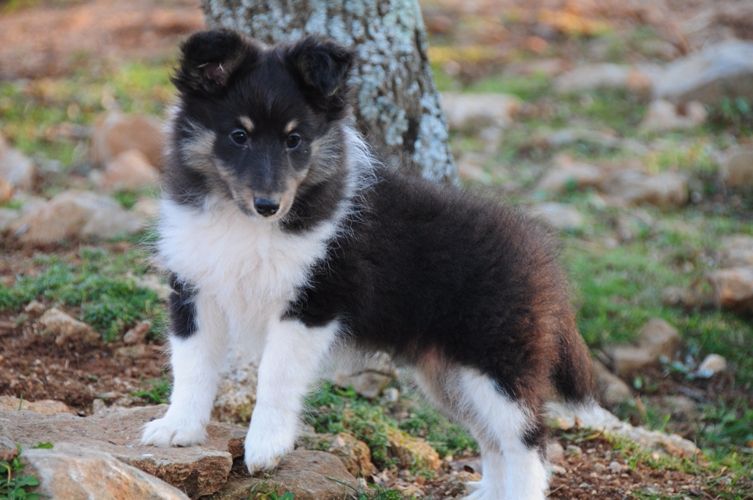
286, 37, 354, 118
173, 29, 254, 96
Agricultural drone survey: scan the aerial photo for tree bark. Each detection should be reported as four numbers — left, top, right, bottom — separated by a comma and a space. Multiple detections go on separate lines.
202, 0, 457, 184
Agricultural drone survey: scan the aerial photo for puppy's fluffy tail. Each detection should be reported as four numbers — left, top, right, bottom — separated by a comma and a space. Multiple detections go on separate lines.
552, 312, 595, 404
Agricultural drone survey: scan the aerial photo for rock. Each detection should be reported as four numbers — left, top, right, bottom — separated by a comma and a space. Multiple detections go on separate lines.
327, 351, 396, 399
721, 147, 753, 189
639, 100, 707, 132
386, 427, 441, 471
99, 150, 160, 192
565, 444, 582, 457
530, 202, 585, 231
546, 440, 565, 465
0, 177, 13, 204
604, 170, 688, 209
537, 162, 605, 194
441, 92, 521, 129
123, 320, 151, 344
554, 64, 652, 93
23, 300, 46, 317
1, 405, 246, 497
637, 318, 681, 360
543, 128, 623, 150
90, 113, 166, 169
0, 136, 35, 191
696, 354, 728, 378
607, 346, 656, 378
592, 360, 633, 406
649, 395, 698, 420
37, 307, 100, 346
134, 273, 172, 301
707, 267, 753, 313
719, 235, 753, 267
0, 435, 18, 461
608, 460, 623, 474
23, 443, 188, 500
115, 344, 148, 360
0, 207, 18, 231
132, 197, 160, 219
213, 364, 258, 424
214, 450, 357, 500
0, 396, 73, 415
654, 41, 753, 105
297, 431, 375, 477
546, 402, 699, 457
607, 319, 681, 376
661, 285, 713, 310
13, 190, 145, 244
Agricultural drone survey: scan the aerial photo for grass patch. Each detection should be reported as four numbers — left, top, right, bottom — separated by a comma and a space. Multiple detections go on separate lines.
0, 448, 40, 500
133, 377, 171, 405
0, 60, 173, 168
0, 246, 163, 341
398, 403, 477, 458
305, 383, 398, 469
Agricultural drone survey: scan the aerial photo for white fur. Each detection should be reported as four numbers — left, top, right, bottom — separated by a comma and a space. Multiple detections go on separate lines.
458, 370, 548, 500
141, 292, 227, 446
245, 318, 338, 472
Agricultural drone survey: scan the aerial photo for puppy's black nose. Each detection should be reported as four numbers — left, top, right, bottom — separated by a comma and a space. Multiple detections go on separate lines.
254, 198, 279, 217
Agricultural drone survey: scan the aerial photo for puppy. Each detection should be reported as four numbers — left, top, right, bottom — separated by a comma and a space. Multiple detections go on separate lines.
141, 29, 594, 500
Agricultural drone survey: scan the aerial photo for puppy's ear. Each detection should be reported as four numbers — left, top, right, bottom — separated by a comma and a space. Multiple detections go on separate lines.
286, 37, 354, 118
173, 29, 253, 96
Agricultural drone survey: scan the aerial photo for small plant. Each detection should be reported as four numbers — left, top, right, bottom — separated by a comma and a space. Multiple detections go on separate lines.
0, 447, 40, 500
399, 404, 478, 458
133, 377, 171, 405
708, 97, 753, 135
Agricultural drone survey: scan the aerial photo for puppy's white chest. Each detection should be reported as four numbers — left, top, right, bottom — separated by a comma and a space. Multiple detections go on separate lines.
158, 199, 335, 329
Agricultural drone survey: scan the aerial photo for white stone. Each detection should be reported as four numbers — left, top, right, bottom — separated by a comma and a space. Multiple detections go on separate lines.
440, 92, 520, 129
696, 354, 727, 378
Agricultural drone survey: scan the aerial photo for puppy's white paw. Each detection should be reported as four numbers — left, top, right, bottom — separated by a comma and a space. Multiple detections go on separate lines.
243, 431, 293, 474
141, 415, 207, 447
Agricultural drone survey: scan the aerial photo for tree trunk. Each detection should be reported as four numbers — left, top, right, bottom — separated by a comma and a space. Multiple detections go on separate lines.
202, 0, 457, 184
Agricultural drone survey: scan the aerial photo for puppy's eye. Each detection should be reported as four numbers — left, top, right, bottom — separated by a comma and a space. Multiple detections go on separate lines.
230, 129, 248, 146
285, 133, 301, 150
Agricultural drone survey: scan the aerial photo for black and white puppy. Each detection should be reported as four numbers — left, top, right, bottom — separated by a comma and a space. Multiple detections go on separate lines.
141, 29, 594, 500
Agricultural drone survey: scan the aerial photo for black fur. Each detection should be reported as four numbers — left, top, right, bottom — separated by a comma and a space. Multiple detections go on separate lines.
168, 274, 197, 339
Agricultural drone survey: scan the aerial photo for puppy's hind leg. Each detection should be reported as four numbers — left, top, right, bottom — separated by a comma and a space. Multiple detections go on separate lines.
458, 370, 548, 500
415, 363, 547, 500
244, 318, 339, 474
141, 287, 227, 447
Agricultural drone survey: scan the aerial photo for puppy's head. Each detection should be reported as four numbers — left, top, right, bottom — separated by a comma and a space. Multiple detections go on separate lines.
171, 29, 353, 219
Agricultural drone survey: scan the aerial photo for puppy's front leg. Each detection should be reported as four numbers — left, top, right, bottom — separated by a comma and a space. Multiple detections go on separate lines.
141, 287, 227, 447
244, 318, 339, 473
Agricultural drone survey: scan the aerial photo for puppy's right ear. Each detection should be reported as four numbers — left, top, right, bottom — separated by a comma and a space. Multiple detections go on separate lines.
173, 29, 253, 96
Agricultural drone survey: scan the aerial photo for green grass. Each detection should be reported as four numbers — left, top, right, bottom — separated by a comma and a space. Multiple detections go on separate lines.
398, 402, 478, 458
0, 60, 173, 169
0, 448, 40, 500
133, 377, 171, 405
0, 246, 164, 341
304, 382, 478, 472
305, 383, 398, 469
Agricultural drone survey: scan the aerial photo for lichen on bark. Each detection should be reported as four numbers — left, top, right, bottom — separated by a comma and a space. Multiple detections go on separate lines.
202, 0, 457, 184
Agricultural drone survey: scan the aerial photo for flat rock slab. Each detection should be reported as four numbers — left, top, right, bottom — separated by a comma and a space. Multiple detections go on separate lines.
215, 450, 358, 500
24, 443, 188, 500
1, 405, 246, 497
